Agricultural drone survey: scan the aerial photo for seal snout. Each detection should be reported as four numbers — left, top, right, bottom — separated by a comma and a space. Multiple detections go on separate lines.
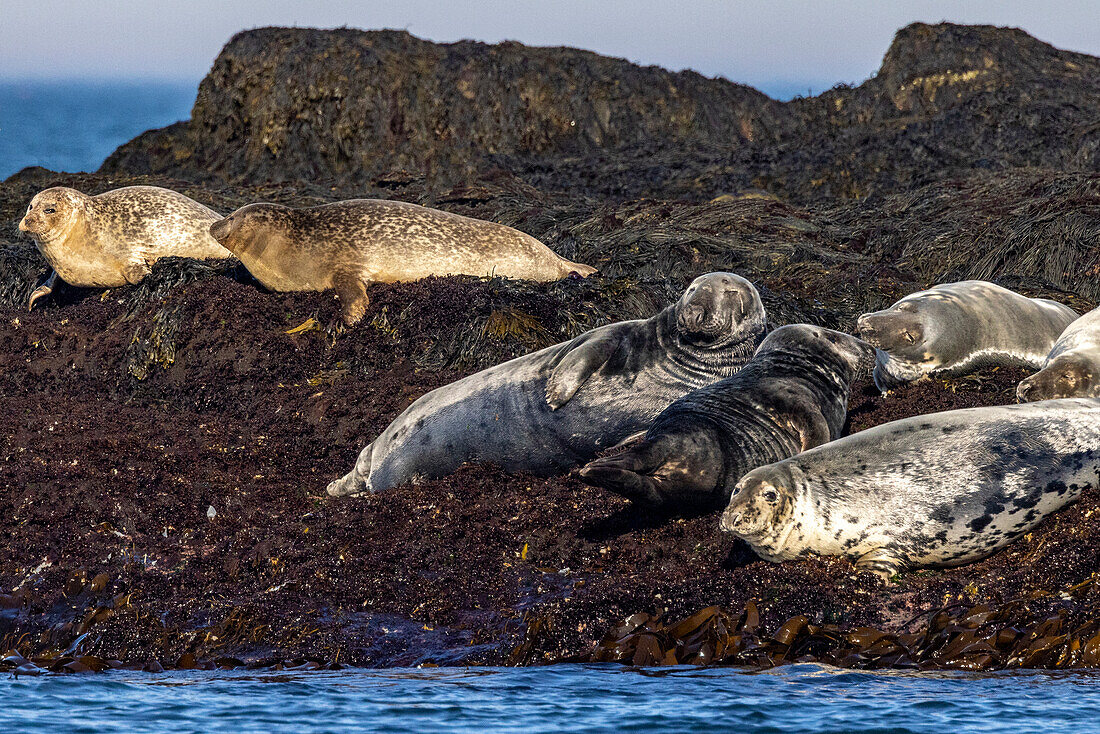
209, 217, 232, 244
719, 509, 742, 533
678, 302, 710, 333
855, 313, 881, 345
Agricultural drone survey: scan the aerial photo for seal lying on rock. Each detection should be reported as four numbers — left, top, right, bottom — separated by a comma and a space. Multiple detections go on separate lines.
209, 199, 597, 325
1017, 307, 1100, 402
18, 186, 230, 309
576, 324, 872, 511
720, 399, 1100, 579
856, 281, 1077, 391
327, 272, 766, 496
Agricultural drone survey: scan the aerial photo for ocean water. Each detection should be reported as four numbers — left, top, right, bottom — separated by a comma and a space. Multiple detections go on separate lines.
2, 664, 1099, 734
0, 80, 196, 180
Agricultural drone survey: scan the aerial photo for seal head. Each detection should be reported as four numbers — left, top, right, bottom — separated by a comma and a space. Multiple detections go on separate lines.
1017, 353, 1099, 401
209, 203, 284, 258
856, 299, 936, 389
673, 272, 766, 346
719, 465, 795, 541
19, 188, 89, 252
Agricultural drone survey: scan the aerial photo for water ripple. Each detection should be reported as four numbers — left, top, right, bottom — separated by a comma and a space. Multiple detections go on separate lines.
3, 664, 1100, 734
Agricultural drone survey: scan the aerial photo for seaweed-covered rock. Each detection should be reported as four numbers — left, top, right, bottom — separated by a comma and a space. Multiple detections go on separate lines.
102, 27, 786, 186
101, 22, 1100, 203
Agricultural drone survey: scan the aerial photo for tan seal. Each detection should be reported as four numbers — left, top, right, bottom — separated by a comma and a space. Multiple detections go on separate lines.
209, 199, 597, 325
18, 185, 230, 309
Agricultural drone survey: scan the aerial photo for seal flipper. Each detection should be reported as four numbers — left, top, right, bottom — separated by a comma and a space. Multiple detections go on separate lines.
545, 333, 620, 409
334, 272, 370, 326
578, 431, 724, 509
28, 269, 58, 311
576, 439, 669, 507
795, 411, 833, 452
854, 549, 905, 581
122, 261, 152, 285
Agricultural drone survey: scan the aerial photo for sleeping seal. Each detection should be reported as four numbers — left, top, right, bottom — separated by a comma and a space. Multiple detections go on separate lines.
720, 399, 1100, 578
576, 324, 872, 511
327, 272, 766, 496
856, 281, 1077, 391
209, 199, 597, 325
18, 186, 230, 309
1017, 307, 1100, 402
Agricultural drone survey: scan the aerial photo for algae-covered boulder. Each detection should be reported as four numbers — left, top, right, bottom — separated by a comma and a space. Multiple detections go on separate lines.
102, 27, 786, 186
102, 23, 1100, 202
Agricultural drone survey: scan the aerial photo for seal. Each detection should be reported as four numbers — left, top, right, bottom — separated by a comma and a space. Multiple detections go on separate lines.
18, 186, 230, 309
576, 324, 872, 511
1017, 307, 1100, 401
720, 399, 1100, 578
209, 199, 597, 325
326, 272, 767, 496
855, 281, 1077, 391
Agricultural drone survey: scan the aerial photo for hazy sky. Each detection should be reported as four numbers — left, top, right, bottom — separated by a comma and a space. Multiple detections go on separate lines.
4, 1, 1099, 96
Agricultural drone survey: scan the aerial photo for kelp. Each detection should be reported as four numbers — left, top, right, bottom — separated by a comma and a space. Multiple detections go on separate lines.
582, 576, 1100, 671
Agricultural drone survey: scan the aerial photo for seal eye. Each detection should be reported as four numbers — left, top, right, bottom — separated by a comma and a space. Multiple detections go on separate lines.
902, 331, 916, 344
762, 489, 779, 503
43, 208, 56, 214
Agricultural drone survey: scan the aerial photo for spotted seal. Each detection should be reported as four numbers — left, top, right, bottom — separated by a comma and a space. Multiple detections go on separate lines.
856, 281, 1077, 391
576, 324, 872, 511
720, 399, 1100, 578
17, 186, 230, 309
1017, 307, 1100, 402
209, 199, 597, 325
327, 272, 766, 496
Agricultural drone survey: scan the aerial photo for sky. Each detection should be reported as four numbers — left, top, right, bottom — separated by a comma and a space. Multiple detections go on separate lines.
2, 0, 1100, 98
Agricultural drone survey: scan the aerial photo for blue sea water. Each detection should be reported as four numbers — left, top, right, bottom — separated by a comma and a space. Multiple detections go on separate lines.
2, 664, 1099, 734
0, 80, 196, 180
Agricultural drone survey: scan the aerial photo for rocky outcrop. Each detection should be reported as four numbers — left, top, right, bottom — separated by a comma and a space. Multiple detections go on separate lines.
102, 28, 787, 186
101, 23, 1100, 201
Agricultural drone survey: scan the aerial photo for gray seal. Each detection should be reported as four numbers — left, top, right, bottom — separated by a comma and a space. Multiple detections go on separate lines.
1017, 307, 1100, 401
576, 324, 872, 511
720, 399, 1100, 578
856, 281, 1077, 391
17, 186, 230, 309
327, 272, 767, 496
209, 199, 597, 325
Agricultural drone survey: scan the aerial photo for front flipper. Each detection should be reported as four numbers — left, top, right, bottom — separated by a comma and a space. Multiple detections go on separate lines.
122, 261, 152, 285
577, 441, 668, 507
27, 269, 58, 311
794, 411, 833, 452
545, 333, 621, 409
854, 549, 906, 581
334, 272, 370, 327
